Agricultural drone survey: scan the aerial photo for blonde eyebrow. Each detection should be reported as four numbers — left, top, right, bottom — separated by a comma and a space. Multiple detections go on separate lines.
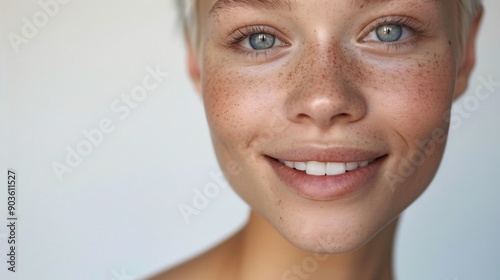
350, 0, 392, 8
209, 0, 295, 16
350, 0, 439, 8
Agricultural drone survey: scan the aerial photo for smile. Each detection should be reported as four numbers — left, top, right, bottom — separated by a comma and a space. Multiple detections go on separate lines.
278, 159, 378, 176
266, 147, 387, 201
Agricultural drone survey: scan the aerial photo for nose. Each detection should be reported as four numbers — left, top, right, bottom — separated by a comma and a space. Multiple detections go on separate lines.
284, 43, 367, 130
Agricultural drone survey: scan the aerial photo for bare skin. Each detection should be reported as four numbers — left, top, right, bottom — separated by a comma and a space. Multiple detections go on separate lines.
150, 0, 482, 279
151, 212, 396, 280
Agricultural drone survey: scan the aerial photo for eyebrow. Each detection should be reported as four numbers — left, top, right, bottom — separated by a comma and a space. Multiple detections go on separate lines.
209, 0, 295, 16
209, 0, 439, 17
350, 0, 438, 8
350, 0, 392, 7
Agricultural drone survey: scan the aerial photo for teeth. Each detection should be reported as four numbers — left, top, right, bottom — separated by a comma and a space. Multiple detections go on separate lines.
281, 158, 377, 176
345, 162, 359, 171
294, 162, 307, 171
306, 161, 326, 176
326, 162, 346, 176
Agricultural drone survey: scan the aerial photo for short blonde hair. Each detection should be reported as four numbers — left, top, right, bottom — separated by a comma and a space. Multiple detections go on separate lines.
176, 0, 198, 47
176, 0, 483, 51
457, 0, 483, 52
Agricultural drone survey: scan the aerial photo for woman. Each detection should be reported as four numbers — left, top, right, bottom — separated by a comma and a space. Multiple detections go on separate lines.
151, 0, 483, 279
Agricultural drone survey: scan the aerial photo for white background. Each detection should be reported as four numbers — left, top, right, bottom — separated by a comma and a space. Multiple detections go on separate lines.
0, 1, 499, 279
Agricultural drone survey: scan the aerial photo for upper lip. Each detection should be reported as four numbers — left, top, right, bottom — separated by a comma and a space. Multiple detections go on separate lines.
266, 145, 387, 163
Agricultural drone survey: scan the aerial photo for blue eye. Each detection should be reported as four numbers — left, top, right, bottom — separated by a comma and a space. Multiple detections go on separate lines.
376, 25, 403, 42
363, 22, 414, 45
249, 33, 276, 50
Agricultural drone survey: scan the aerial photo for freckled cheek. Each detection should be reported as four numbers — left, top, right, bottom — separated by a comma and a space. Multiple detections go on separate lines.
367, 56, 455, 142
202, 65, 281, 151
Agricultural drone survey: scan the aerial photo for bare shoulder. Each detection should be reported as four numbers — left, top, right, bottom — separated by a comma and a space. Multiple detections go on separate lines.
147, 233, 242, 280
147, 255, 207, 280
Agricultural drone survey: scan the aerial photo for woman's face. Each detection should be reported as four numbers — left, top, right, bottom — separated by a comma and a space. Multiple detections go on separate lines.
190, 0, 475, 253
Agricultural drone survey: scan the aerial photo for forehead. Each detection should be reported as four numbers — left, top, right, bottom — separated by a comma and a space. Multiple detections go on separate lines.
202, 0, 446, 14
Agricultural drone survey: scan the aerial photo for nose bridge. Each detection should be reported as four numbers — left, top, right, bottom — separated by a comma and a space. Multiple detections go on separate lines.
285, 39, 366, 128
307, 41, 346, 93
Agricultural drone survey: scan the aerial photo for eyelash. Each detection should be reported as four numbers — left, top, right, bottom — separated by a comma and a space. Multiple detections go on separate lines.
360, 16, 430, 52
224, 16, 430, 59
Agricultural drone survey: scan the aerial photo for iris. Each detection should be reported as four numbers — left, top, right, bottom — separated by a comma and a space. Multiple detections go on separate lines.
376, 25, 403, 42
249, 33, 276, 50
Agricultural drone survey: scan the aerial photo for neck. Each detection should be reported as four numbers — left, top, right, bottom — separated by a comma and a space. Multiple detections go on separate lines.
228, 211, 397, 280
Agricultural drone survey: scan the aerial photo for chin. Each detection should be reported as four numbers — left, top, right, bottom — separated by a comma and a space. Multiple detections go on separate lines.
264, 200, 397, 254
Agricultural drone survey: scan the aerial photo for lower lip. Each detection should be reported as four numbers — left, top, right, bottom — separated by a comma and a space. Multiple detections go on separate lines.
268, 156, 386, 201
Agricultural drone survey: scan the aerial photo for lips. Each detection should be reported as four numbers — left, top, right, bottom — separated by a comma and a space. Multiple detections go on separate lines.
266, 147, 387, 201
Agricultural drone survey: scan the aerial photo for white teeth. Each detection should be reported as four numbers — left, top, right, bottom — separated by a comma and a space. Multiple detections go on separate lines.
294, 162, 307, 171
306, 161, 326, 175
326, 162, 346, 176
280, 158, 377, 176
345, 162, 359, 171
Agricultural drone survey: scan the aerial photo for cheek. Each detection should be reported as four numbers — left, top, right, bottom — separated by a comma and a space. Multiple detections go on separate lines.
361, 50, 457, 208
364, 51, 456, 146
202, 62, 245, 148
203, 70, 258, 153
201, 54, 285, 157
201, 54, 288, 206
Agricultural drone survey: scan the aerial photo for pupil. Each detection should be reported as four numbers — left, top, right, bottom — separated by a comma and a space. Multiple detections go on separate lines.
376, 25, 403, 42
250, 33, 275, 50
